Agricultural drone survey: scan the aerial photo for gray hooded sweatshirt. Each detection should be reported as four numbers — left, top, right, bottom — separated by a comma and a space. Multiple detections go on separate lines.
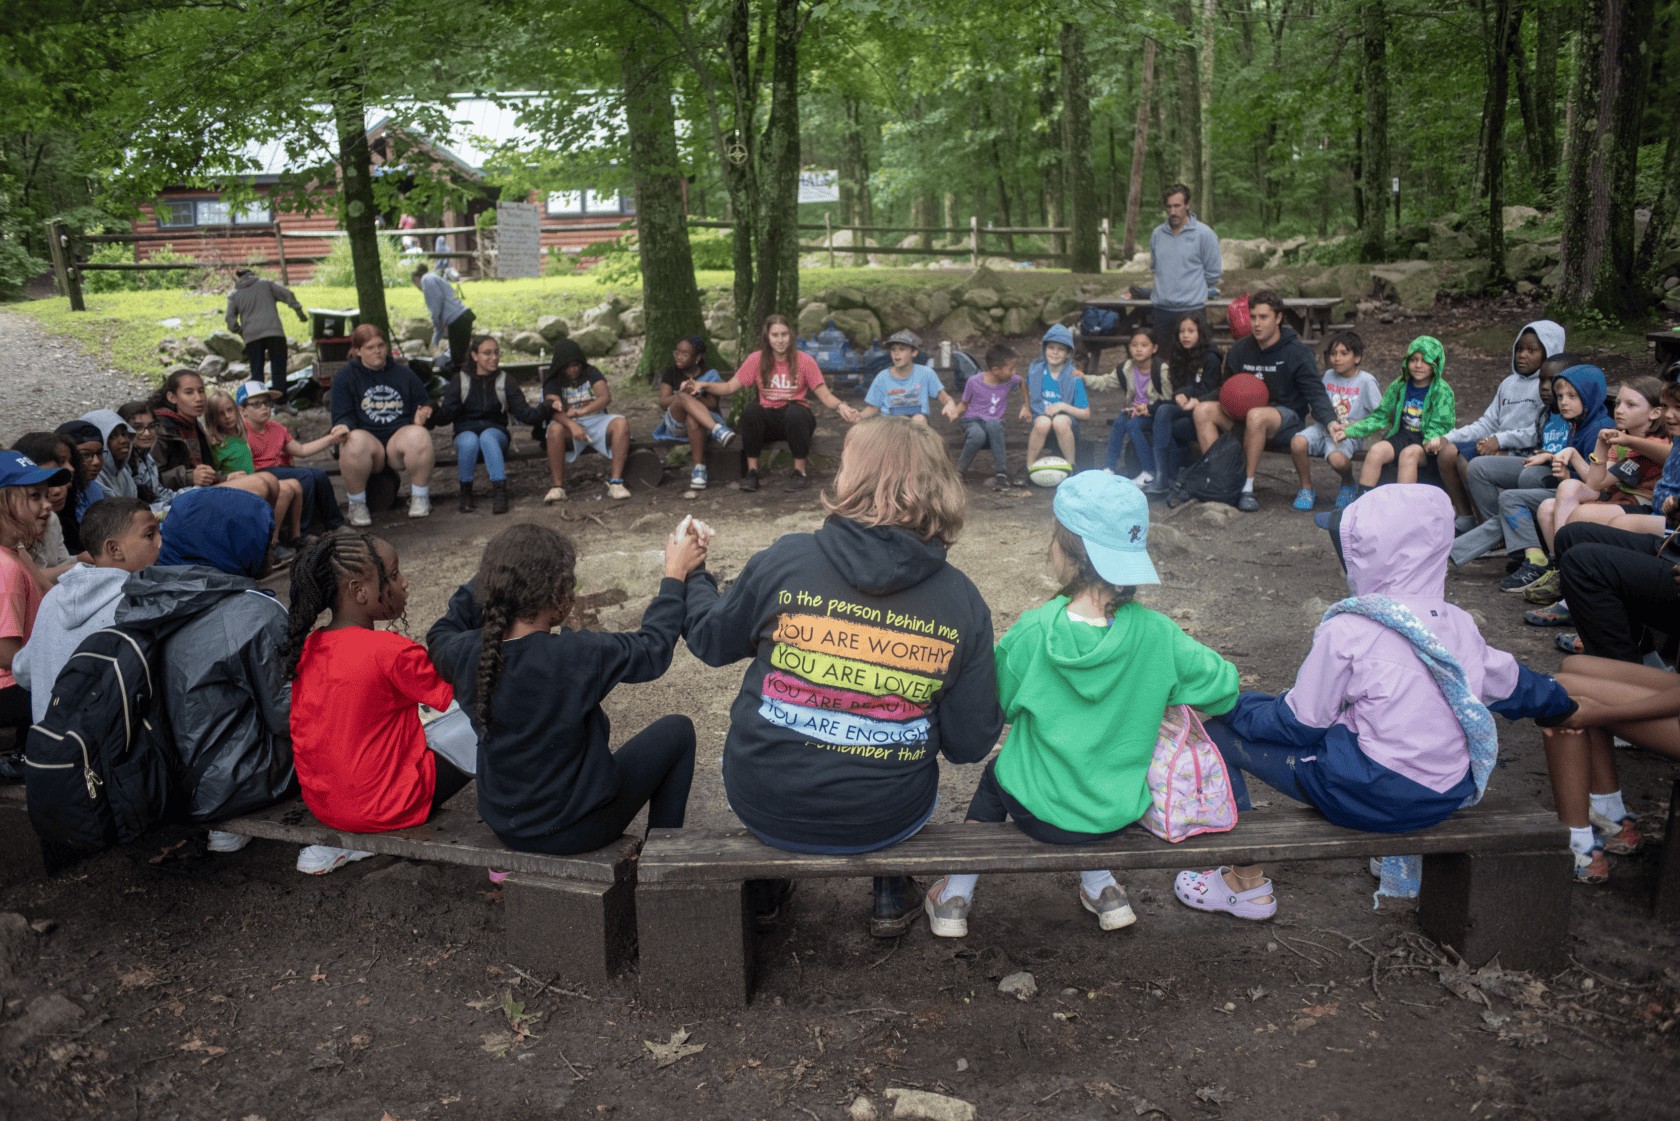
225, 273, 302, 342
83, 408, 137, 499
1443, 319, 1565, 450
13, 563, 132, 722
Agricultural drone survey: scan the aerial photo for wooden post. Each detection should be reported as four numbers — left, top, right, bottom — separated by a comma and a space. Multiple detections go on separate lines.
970, 215, 980, 268
1100, 217, 1110, 273
43, 220, 71, 303
273, 223, 290, 286
825, 212, 834, 269
62, 224, 85, 312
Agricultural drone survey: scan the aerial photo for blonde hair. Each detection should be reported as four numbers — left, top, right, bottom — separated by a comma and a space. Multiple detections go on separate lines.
822, 416, 965, 544
204, 389, 246, 448
0, 486, 47, 549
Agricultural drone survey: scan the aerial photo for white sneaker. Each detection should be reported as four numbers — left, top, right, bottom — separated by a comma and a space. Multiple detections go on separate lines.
206, 829, 250, 853
347, 500, 372, 527
296, 844, 374, 875
607, 481, 632, 501
711, 423, 738, 447
543, 485, 567, 504
1130, 471, 1155, 487
407, 494, 431, 518
690, 465, 709, 491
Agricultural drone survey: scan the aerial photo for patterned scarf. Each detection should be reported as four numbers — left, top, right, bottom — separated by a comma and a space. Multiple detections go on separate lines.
1322, 595, 1499, 903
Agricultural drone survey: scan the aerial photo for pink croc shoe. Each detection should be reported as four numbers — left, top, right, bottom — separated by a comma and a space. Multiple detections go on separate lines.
1174, 867, 1278, 921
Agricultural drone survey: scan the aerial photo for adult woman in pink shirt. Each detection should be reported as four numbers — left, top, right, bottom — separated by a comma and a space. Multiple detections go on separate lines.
688, 315, 860, 492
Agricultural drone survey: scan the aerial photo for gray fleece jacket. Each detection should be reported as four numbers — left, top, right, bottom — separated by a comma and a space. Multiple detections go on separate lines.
225, 273, 302, 341
13, 563, 131, 722
1443, 319, 1566, 450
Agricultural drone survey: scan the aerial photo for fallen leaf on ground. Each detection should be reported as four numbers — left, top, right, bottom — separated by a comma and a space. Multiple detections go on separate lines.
178, 1039, 227, 1056
1299, 1001, 1339, 1017
1197, 1084, 1236, 1104
644, 1028, 705, 1068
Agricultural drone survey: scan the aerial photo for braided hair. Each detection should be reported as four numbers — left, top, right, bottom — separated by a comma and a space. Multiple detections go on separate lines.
473, 524, 577, 726
281, 529, 392, 679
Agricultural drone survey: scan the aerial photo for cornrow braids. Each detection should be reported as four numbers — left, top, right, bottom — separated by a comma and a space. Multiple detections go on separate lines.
472, 524, 577, 726
281, 529, 390, 679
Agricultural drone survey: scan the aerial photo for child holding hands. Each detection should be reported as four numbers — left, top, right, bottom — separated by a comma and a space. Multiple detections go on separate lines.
861, 330, 957, 425
950, 344, 1022, 486
426, 518, 709, 854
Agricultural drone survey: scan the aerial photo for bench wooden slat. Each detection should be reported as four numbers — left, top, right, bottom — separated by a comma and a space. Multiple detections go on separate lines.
638, 803, 1561, 884
218, 796, 638, 883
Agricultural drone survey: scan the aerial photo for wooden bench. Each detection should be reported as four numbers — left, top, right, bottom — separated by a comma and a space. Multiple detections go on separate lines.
1076, 297, 1341, 377
1646, 330, 1680, 372
217, 792, 640, 983
635, 800, 1571, 1007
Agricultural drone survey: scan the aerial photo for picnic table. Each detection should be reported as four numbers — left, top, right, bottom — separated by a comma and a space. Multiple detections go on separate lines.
1647, 330, 1680, 371
1076, 296, 1341, 376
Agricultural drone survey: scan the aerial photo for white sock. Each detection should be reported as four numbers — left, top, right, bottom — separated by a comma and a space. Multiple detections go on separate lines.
1590, 791, 1628, 822
411, 485, 430, 498
1242, 477, 1255, 493
940, 873, 978, 903
347, 490, 366, 504
1079, 869, 1117, 897
1569, 825, 1597, 856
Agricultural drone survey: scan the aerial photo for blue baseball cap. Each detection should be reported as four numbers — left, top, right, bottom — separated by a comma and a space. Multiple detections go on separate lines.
1052, 470, 1160, 586
0, 450, 72, 489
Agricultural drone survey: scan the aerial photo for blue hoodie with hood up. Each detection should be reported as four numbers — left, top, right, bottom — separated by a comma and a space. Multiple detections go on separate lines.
1025, 324, 1087, 418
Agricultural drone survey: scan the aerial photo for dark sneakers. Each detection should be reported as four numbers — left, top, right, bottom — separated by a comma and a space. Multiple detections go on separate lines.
1237, 492, 1261, 512
491, 482, 509, 514
739, 469, 760, 493
785, 471, 810, 492
1501, 559, 1553, 593
458, 484, 474, 513
870, 875, 924, 938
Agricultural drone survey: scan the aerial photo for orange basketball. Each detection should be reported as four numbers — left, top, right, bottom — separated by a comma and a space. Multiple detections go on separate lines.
1219, 373, 1269, 420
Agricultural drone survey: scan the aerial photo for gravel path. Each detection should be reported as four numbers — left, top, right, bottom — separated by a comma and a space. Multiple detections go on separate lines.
0, 310, 149, 446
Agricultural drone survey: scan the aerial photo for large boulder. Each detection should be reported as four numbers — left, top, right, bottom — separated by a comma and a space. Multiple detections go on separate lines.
926, 289, 954, 324
204, 328, 246, 363
620, 306, 646, 336
704, 310, 739, 340
197, 354, 228, 380
507, 331, 547, 355
1000, 306, 1036, 335
1502, 205, 1542, 231
1370, 260, 1439, 311
581, 301, 623, 335
1297, 264, 1368, 301
962, 286, 1000, 310
1506, 239, 1560, 281
939, 306, 990, 344
570, 323, 619, 358
1427, 221, 1477, 260
828, 307, 882, 346
868, 293, 929, 333
1437, 259, 1490, 298
825, 286, 868, 310
797, 301, 831, 338
1040, 294, 1081, 326
287, 351, 314, 374
535, 315, 570, 342
396, 317, 431, 342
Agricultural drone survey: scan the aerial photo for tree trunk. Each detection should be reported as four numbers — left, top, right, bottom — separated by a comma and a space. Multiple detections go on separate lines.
622, 33, 703, 380
1122, 37, 1158, 260
752, 0, 802, 327
1533, 3, 1560, 195
1509, 8, 1546, 190
326, 0, 387, 333
1358, 0, 1389, 263
1555, 0, 1657, 319
1174, 0, 1200, 191
1060, 22, 1100, 272
1353, 64, 1366, 231
1199, 0, 1216, 221
723, 0, 758, 343
1484, 0, 1514, 285
1636, 5, 1680, 279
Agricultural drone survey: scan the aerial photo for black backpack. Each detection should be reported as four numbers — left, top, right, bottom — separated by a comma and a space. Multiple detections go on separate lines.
24, 627, 182, 854
1170, 430, 1246, 507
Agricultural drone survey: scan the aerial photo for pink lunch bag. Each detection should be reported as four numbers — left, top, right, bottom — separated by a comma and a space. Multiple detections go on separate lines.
1139, 705, 1239, 842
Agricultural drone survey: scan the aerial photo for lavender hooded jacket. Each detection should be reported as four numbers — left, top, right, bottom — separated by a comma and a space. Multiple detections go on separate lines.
1227, 485, 1571, 832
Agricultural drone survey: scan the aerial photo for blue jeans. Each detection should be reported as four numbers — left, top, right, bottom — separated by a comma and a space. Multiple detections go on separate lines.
1201, 716, 1315, 812
1153, 401, 1194, 485
1106, 413, 1158, 473
455, 427, 510, 484
958, 417, 1007, 474
744, 796, 938, 855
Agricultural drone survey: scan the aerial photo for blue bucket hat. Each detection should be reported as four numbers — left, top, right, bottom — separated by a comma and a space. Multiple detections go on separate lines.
0, 450, 72, 489
1052, 471, 1160, 586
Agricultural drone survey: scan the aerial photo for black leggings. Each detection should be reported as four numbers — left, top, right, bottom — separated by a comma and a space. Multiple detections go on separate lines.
739, 402, 816, 460
246, 336, 289, 396
499, 715, 696, 855
0, 684, 30, 750
430, 755, 474, 812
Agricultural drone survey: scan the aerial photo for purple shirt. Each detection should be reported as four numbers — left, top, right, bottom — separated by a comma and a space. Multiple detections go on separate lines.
962, 373, 1021, 422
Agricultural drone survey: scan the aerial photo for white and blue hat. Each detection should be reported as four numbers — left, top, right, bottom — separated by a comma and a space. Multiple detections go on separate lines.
1052, 471, 1160, 586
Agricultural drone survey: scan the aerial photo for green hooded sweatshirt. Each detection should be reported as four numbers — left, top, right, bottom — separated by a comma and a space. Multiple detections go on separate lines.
1344, 335, 1457, 442
992, 597, 1239, 834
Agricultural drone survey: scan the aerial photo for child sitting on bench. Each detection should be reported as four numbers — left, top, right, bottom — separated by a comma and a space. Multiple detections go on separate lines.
1182, 485, 1576, 919
426, 520, 707, 855
925, 471, 1240, 938
283, 530, 469, 875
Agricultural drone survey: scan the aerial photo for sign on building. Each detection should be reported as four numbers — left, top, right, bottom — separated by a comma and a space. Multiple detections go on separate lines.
798, 170, 840, 204
494, 201, 543, 279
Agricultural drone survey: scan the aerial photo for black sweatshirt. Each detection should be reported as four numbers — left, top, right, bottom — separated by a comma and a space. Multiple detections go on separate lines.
430, 370, 548, 436
683, 516, 1003, 849
426, 576, 689, 847
1224, 326, 1338, 428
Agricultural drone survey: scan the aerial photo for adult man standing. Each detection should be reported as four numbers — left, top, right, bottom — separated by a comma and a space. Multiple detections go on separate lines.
226, 268, 306, 412
1148, 184, 1222, 341
1191, 290, 1335, 512
412, 262, 474, 373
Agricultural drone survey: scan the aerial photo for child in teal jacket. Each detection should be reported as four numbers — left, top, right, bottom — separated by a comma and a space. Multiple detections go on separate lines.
924, 471, 1239, 938
1338, 335, 1457, 493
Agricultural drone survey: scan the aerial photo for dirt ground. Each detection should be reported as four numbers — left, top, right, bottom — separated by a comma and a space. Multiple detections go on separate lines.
3, 297, 1679, 1121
